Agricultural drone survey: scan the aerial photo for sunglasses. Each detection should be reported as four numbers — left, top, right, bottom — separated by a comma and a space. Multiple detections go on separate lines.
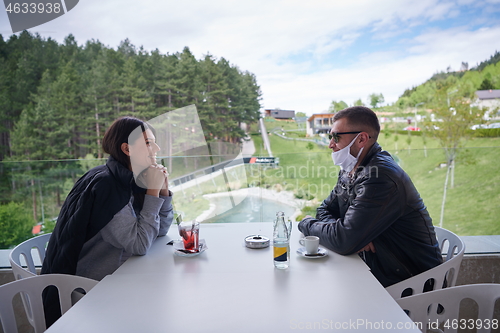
328, 131, 362, 143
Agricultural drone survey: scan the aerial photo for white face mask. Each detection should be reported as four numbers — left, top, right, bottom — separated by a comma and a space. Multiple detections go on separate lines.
331, 133, 363, 172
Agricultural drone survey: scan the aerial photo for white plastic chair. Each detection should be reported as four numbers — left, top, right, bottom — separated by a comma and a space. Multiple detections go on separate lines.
9, 233, 52, 328
9, 233, 52, 280
396, 283, 500, 333
0, 274, 97, 333
386, 227, 465, 299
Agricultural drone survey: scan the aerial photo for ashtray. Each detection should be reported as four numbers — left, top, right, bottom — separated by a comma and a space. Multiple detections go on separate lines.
245, 235, 270, 249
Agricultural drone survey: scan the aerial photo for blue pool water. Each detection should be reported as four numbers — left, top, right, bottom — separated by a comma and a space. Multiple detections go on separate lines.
203, 195, 296, 223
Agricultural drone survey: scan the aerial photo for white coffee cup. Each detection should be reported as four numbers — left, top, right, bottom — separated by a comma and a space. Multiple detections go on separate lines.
304, 236, 320, 254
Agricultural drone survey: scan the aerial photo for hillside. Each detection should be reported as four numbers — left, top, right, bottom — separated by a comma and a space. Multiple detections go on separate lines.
397, 51, 500, 108
251, 122, 500, 236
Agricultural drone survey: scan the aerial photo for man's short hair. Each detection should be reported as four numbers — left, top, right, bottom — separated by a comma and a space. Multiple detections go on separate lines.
333, 106, 380, 140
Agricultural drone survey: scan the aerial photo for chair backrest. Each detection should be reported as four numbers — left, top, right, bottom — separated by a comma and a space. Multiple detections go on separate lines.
396, 283, 500, 333
386, 227, 465, 299
9, 233, 52, 280
0, 274, 98, 333
9, 233, 52, 329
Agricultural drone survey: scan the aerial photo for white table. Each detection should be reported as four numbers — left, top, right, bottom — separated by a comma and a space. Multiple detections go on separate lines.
46, 222, 421, 333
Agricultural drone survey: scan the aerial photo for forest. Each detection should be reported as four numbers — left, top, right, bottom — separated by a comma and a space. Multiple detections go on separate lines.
0, 31, 262, 248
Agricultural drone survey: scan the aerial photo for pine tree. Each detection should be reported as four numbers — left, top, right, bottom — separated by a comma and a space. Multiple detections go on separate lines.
199, 54, 230, 140
80, 43, 114, 158
119, 57, 153, 118
175, 47, 202, 107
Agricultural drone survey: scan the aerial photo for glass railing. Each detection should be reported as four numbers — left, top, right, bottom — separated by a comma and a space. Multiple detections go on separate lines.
1, 139, 499, 249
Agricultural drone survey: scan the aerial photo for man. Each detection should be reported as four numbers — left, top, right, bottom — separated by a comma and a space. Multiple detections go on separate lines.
298, 106, 442, 287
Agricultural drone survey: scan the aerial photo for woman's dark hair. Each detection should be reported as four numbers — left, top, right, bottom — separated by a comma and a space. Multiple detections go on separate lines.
102, 116, 154, 168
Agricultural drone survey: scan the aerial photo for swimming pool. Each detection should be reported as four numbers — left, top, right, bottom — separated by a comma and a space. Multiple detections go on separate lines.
202, 194, 297, 224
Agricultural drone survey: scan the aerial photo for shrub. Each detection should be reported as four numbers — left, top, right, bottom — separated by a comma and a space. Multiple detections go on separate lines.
473, 128, 500, 137
296, 204, 320, 221
0, 202, 34, 249
294, 189, 315, 200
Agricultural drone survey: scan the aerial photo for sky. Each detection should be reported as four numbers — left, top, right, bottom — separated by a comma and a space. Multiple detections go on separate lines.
1, 0, 500, 116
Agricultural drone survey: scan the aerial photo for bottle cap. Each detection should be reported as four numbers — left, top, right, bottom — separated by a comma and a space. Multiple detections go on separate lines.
245, 235, 270, 249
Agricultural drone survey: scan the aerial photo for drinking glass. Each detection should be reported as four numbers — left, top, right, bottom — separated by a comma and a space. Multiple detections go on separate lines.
178, 220, 200, 251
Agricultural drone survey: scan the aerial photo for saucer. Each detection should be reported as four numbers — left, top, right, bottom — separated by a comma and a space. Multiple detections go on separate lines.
173, 239, 207, 257
296, 247, 327, 259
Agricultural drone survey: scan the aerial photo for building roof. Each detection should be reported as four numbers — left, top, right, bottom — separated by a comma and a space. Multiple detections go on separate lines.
265, 109, 295, 112
307, 113, 334, 122
476, 90, 500, 100
265, 109, 295, 119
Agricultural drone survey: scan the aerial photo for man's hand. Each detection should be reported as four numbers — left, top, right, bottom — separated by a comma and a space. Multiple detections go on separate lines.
357, 242, 376, 253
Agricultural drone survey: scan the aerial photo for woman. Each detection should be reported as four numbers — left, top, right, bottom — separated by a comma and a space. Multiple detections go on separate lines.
43, 116, 173, 278
42, 117, 173, 325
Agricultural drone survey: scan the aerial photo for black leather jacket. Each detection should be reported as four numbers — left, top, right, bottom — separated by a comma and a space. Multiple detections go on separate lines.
298, 142, 442, 287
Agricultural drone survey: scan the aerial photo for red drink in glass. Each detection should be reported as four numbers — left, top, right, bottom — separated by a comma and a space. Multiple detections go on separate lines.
178, 220, 200, 252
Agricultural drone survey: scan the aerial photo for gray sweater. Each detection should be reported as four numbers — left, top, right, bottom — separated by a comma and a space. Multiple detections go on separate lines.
76, 193, 173, 280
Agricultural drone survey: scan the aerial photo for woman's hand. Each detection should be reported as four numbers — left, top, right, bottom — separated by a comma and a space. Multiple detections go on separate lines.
141, 164, 169, 197
157, 164, 170, 196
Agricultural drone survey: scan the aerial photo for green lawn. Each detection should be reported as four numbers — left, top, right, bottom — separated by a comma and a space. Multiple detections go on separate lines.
251, 127, 500, 236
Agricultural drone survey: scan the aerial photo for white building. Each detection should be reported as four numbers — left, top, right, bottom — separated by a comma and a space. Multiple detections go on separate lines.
475, 90, 500, 119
